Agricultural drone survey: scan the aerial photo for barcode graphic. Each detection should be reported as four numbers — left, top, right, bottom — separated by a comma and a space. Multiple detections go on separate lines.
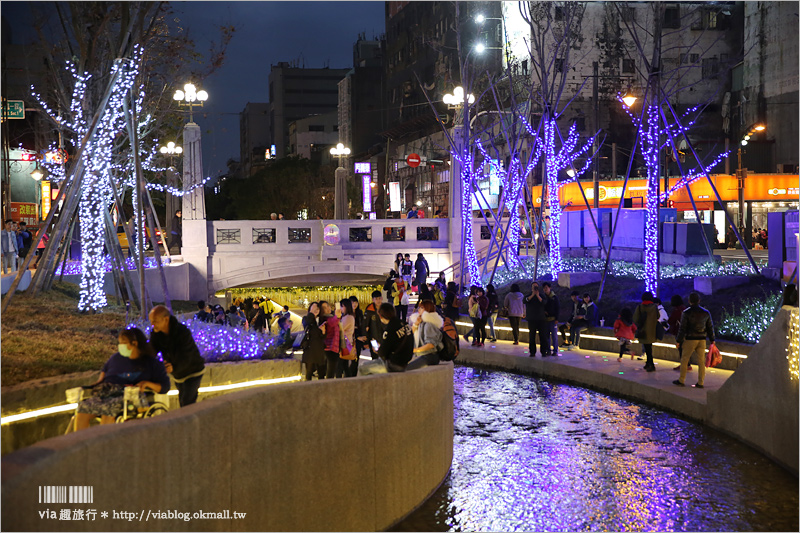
38, 486, 93, 504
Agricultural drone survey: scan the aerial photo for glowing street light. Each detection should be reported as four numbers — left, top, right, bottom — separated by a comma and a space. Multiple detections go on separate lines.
474, 42, 486, 54
30, 166, 44, 181
173, 82, 209, 122
622, 90, 638, 108
443, 86, 475, 107
159, 141, 183, 155
330, 142, 351, 167
475, 13, 486, 23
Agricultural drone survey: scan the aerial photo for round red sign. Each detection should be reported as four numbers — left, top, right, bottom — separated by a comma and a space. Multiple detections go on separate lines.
407, 153, 421, 168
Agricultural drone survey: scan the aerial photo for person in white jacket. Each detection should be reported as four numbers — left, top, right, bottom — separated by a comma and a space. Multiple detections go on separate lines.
1, 220, 19, 274
406, 300, 443, 371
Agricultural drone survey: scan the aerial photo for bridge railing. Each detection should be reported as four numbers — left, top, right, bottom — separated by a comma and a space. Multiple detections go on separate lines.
207, 218, 452, 252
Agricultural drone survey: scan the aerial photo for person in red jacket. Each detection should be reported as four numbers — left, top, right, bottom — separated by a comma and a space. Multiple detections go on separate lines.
318, 301, 340, 379
614, 308, 637, 361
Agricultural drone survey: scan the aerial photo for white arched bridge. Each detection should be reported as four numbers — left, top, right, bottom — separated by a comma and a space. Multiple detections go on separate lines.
171, 217, 495, 300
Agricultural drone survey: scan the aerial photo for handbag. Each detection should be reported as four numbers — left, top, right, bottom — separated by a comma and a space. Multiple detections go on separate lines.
706, 343, 722, 368
339, 322, 355, 360
499, 306, 509, 318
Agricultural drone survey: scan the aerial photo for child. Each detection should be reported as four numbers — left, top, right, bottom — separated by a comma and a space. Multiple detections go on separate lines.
614, 308, 637, 361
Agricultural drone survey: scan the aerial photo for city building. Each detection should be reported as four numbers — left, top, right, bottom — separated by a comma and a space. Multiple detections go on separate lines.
738, 1, 799, 174
1, 16, 55, 220
239, 102, 270, 177
268, 62, 349, 158
381, 1, 494, 217
287, 111, 339, 164
338, 34, 385, 159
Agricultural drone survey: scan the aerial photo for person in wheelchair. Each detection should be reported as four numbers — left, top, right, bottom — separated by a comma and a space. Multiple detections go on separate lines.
74, 327, 171, 431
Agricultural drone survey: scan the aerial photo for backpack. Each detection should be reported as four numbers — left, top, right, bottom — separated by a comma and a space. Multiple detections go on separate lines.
438, 316, 460, 361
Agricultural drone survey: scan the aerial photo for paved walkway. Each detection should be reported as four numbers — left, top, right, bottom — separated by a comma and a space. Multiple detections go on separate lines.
457, 337, 733, 418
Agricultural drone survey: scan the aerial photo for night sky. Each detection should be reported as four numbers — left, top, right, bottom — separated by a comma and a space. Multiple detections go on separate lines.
2, 1, 387, 178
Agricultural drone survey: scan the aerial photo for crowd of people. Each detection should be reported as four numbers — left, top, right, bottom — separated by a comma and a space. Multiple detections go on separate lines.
299, 290, 450, 380
1, 219, 46, 274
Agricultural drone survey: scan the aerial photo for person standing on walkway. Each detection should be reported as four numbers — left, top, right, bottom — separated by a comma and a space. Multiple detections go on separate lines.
350, 295, 366, 359
468, 287, 489, 347
633, 292, 659, 372
318, 301, 340, 379
559, 291, 581, 348
392, 275, 410, 323
383, 270, 397, 304
301, 302, 326, 380
504, 284, 525, 345
149, 305, 206, 407
364, 290, 385, 359
400, 253, 414, 288
667, 294, 691, 372
486, 284, 500, 342
524, 282, 549, 356
673, 292, 715, 388
443, 281, 461, 323
2, 220, 19, 274
336, 299, 357, 378
414, 253, 429, 292
170, 210, 182, 251
542, 282, 560, 356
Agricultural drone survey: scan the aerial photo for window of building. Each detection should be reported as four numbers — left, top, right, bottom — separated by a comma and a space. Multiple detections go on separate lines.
702, 57, 720, 78
690, 53, 700, 64
480, 225, 492, 240
308, 125, 325, 132
620, 6, 635, 23
555, 5, 564, 21
622, 58, 636, 74
555, 58, 565, 73
663, 6, 681, 29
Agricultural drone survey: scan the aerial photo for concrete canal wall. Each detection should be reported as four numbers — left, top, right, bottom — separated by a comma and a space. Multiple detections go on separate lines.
1, 364, 454, 532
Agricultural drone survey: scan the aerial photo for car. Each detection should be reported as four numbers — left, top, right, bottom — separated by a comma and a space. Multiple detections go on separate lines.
116, 224, 163, 251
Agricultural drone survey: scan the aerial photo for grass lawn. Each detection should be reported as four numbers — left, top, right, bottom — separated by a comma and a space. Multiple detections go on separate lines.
1, 282, 196, 387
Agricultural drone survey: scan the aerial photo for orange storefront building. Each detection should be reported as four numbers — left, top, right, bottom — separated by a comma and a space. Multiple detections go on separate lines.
532, 173, 799, 237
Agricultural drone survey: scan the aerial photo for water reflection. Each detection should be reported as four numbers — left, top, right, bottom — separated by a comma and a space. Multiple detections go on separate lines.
393, 367, 799, 532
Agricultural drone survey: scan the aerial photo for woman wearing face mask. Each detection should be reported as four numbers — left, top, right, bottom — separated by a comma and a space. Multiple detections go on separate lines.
74, 327, 171, 430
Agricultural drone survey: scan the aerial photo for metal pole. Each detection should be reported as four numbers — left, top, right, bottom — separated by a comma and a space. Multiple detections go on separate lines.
593, 61, 599, 209
612, 142, 617, 181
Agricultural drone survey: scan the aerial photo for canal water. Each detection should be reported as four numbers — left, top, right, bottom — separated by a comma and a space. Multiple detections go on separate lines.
393, 367, 798, 532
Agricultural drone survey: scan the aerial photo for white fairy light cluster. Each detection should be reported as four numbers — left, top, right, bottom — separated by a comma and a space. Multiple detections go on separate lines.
484, 255, 763, 287
33, 46, 147, 311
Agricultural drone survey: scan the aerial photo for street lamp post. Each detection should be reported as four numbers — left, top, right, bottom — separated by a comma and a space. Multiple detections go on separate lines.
330, 143, 351, 219
173, 83, 209, 222
737, 123, 766, 245
475, 12, 509, 65
159, 142, 183, 251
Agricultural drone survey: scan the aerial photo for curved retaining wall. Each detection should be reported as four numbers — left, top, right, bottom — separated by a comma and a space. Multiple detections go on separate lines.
457, 308, 798, 475
1, 363, 454, 532
1, 358, 302, 456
